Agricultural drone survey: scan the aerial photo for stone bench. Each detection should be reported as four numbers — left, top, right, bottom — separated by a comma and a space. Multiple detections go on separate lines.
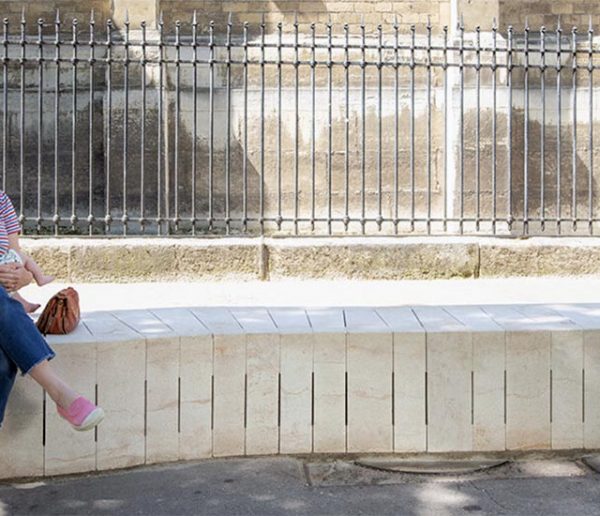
1, 303, 599, 480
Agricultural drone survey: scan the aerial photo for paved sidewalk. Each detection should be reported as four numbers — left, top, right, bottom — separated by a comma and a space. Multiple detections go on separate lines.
1, 456, 600, 516
20, 276, 600, 313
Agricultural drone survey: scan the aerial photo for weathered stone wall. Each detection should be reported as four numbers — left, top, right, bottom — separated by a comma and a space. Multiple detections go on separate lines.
499, 0, 600, 31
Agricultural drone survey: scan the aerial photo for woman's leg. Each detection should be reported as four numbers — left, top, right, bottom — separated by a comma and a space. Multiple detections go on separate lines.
28, 360, 78, 409
0, 346, 17, 428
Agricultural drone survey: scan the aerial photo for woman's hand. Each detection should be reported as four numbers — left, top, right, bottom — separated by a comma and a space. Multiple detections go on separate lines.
0, 263, 33, 292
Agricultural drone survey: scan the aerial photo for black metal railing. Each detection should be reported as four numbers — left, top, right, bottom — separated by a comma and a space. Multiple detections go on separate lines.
1, 11, 598, 236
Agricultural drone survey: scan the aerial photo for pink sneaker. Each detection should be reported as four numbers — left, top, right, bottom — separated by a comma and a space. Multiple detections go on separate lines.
57, 396, 105, 432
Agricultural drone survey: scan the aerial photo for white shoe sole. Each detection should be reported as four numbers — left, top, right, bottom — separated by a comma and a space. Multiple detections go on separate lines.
73, 407, 105, 432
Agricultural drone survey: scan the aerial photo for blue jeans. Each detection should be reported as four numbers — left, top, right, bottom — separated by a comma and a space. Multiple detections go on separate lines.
0, 287, 55, 427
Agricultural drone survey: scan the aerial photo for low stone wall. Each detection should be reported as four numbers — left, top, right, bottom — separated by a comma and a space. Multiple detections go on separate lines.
20, 237, 600, 282
1, 303, 598, 480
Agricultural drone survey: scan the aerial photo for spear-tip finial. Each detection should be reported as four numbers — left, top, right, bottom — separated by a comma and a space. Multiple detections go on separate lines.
90, 8, 95, 25
492, 17, 497, 30
227, 11, 232, 25
159, 10, 164, 25
55, 8, 60, 25
192, 10, 197, 25
21, 6, 26, 25
294, 11, 299, 26
124, 9, 129, 25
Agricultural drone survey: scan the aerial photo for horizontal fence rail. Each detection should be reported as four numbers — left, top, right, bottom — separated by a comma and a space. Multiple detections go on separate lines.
1, 12, 600, 236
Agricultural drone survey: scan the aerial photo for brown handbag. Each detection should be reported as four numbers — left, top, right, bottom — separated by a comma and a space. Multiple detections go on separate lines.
36, 287, 81, 335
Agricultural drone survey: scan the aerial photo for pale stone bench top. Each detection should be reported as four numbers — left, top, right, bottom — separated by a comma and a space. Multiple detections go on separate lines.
44, 304, 600, 345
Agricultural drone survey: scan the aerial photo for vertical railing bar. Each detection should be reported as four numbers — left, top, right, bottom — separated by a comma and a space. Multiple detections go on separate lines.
294, 14, 300, 235
2, 18, 7, 193
310, 22, 316, 232
361, 18, 366, 234
507, 25, 513, 233
157, 12, 163, 235
88, 11, 95, 235
122, 14, 129, 236
208, 20, 215, 231
225, 14, 232, 234
192, 12, 198, 235
394, 18, 400, 234
459, 20, 465, 234
475, 25, 481, 232
37, 17, 44, 234
491, 20, 497, 234
377, 23, 383, 232
140, 21, 147, 234
540, 26, 546, 232
242, 21, 248, 232
556, 20, 562, 234
443, 24, 449, 233
19, 9, 25, 228
259, 15, 265, 234
588, 19, 594, 235
175, 19, 182, 232
344, 22, 350, 232
572, 27, 578, 232
55, 11, 62, 235
426, 18, 432, 234
327, 18, 333, 235
71, 18, 78, 232
276, 21, 282, 230
410, 24, 415, 232
524, 21, 530, 236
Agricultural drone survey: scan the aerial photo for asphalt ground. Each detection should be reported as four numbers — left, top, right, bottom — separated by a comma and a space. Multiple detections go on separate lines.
1, 455, 600, 516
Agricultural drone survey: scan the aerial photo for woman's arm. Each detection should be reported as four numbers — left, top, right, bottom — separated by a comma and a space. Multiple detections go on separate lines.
0, 263, 33, 292
7, 233, 21, 252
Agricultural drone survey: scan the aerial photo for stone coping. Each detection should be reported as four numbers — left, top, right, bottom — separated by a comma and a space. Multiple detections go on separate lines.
20, 236, 600, 282
43, 302, 600, 342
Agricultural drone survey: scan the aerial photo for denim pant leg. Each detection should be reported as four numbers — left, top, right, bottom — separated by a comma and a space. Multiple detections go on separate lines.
0, 287, 55, 427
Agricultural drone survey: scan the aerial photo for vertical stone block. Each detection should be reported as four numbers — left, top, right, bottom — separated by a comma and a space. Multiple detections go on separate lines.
347, 333, 393, 453
179, 335, 213, 460
552, 330, 584, 450
584, 330, 600, 448
0, 376, 44, 479
506, 331, 551, 450
213, 334, 246, 457
427, 332, 473, 452
245, 333, 280, 455
96, 339, 146, 470
393, 332, 427, 452
146, 337, 180, 464
280, 334, 313, 454
44, 340, 97, 476
472, 332, 506, 451
313, 333, 346, 453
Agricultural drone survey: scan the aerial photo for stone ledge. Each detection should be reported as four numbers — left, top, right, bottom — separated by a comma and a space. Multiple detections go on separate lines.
19, 237, 600, 282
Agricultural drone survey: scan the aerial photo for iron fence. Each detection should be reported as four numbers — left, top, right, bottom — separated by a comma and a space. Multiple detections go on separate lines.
1, 12, 599, 236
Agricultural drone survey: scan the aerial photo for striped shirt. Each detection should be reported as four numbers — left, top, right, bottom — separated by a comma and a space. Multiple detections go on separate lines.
0, 191, 20, 256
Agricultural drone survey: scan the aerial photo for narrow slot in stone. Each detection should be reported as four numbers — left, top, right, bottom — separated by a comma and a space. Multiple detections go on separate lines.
94, 384, 99, 443
471, 370, 475, 425
42, 392, 46, 448
277, 373, 281, 428
391, 371, 395, 427
144, 379, 148, 437
504, 370, 507, 425
345, 371, 349, 427
244, 373, 248, 429
311, 372, 315, 427
425, 371, 428, 425
210, 375, 214, 431
177, 377, 181, 434
550, 369, 553, 423
582, 369, 585, 423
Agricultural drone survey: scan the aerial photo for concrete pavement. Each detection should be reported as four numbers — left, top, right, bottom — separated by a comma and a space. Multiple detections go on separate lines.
1, 455, 600, 515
